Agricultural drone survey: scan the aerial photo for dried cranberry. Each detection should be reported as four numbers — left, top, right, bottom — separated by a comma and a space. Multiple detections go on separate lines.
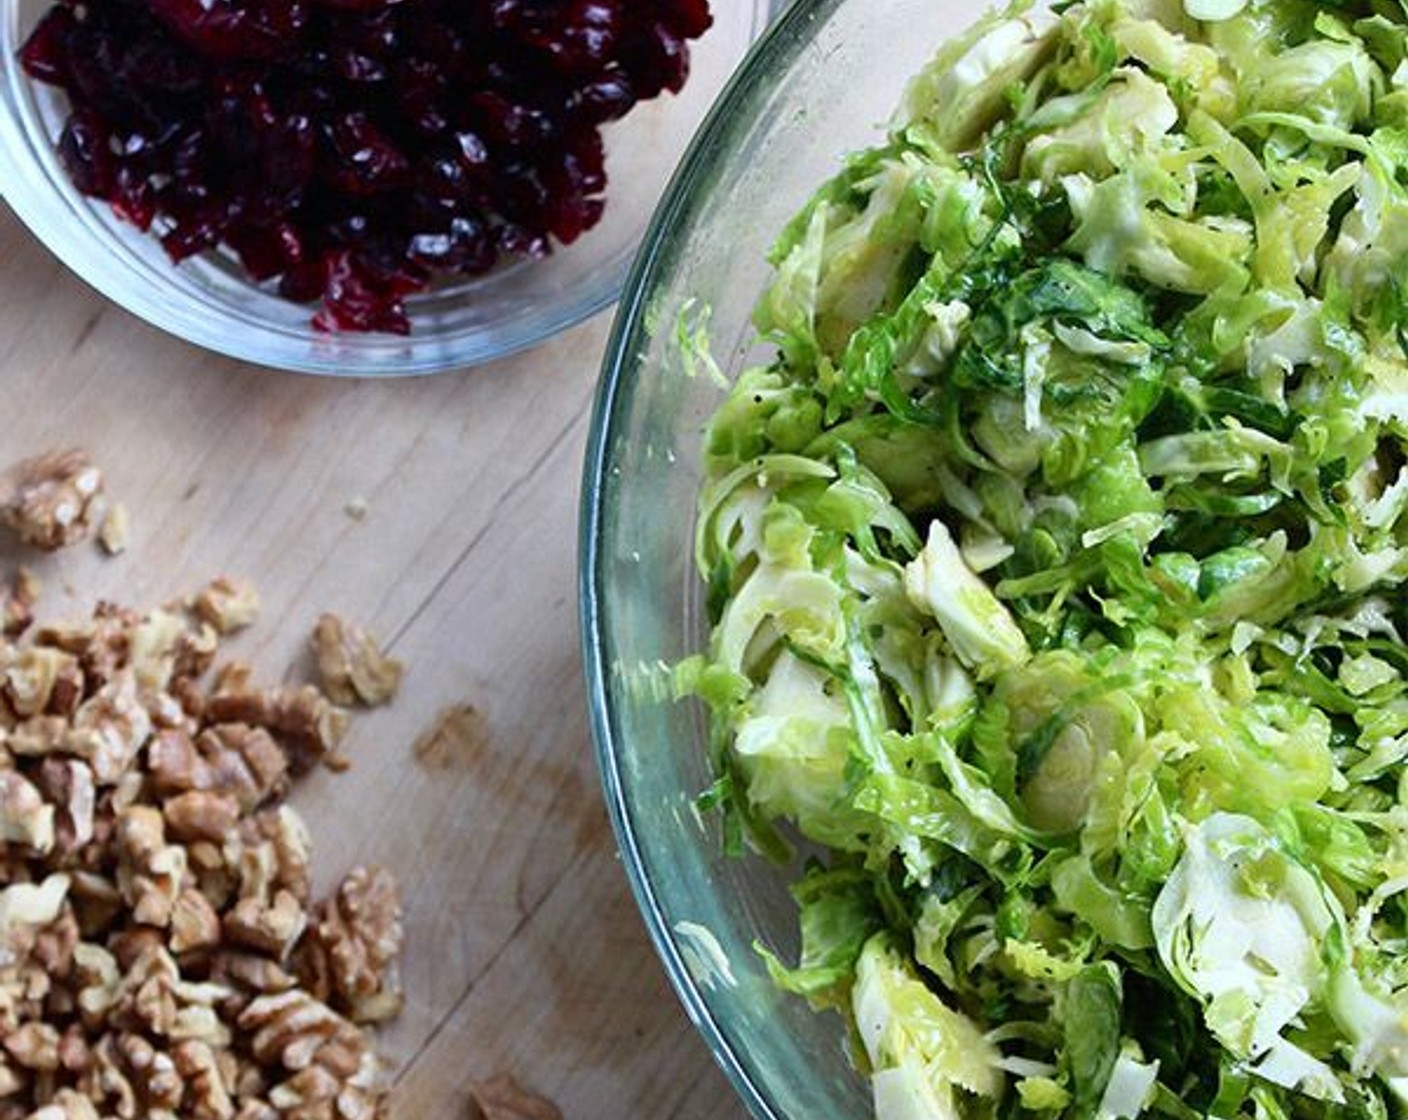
526, 1, 623, 75
466, 92, 555, 151
161, 193, 242, 261
259, 114, 319, 204
625, 22, 691, 99
226, 220, 305, 280
572, 74, 636, 125
394, 58, 450, 136
664, 0, 713, 39
111, 165, 157, 230
497, 224, 550, 260
321, 112, 411, 195
16, 6, 75, 85
18, 0, 715, 334
146, 0, 308, 62
334, 48, 387, 83
545, 191, 604, 246
409, 215, 496, 272
314, 250, 412, 335
405, 19, 470, 76
488, 1, 526, 32
279, 256, 330, 303
325, 211, 376, 248
57, 109, 117, 198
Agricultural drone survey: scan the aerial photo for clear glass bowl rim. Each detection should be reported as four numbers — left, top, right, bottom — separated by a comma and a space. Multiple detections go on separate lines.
580, 1, 846, 1117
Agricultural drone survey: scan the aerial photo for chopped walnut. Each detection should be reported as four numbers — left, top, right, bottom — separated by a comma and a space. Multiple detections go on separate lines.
32, 618, 99, 657
0, 771, 55, 853
170, 889, 222, 954
268, 1063, 340, 1112
28, 1088, 99, 1120
1, 450, 104, 552
114, 807, 187, 928
210, 951, 296, 997
0, 578, 403, 1120
117, 1032, 184, 1111
193, 578, 261, 636
98, 502, 130, 556
5, 1022, 59, 1071
276, 811, 313, 902
148, 724, 290, 813
146, 728, 205, 793
32, 758, 96, 853
118, 945, 233, 1045
210, 661, 253, 696
298, 868, 403, 1025
6, 715, 68, 758
1, 594, 32, 639
170, 1039, 235, 1120
163, 791, 240, 844
15, 569, 40, 606
82, 1033, 138, 1116
68, 871, 123, 939
65, 671, 152, 784
276, 687, 352, 772
55, 1024, 89, 1074
311, 614, 403, 709
469, 1073, 564, 1120
0, 1055, 24, 1097
272, 1064, 382, 1120
238, 989, 368, 1075
3, 647, 83, 719
172, 622, 219, 683
73, 943, 120, 1021
127, 609, 188, 693
1, 568, 40, 640
224, 890, 307, 961
0, 967, 48, 1042
206, 686, 349, 776
30, 905, 79, 981
205, 724, 290, 809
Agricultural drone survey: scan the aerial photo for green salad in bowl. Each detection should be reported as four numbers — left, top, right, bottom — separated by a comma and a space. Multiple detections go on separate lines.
679, 1, 1408, 1117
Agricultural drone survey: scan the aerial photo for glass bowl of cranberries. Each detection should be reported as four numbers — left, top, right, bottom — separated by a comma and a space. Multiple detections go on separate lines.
0, 0, 780, 375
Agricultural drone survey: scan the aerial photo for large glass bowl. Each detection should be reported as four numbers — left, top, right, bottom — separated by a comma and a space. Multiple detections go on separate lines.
0, 2, 777, 376
581, 1, 999, 1117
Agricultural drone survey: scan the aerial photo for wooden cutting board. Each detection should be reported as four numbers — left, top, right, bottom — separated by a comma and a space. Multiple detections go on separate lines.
0, 203, 749, 1120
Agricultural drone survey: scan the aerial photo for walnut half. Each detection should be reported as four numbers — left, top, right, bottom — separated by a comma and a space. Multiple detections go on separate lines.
297, 867, 403, 1025
311, 615, 402, 708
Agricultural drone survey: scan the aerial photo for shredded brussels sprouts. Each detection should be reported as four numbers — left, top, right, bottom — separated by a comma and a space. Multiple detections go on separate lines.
680, 1, 1408, 1118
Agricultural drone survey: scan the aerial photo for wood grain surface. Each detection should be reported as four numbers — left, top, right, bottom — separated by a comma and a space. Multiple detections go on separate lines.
0, 202, 749, 1120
